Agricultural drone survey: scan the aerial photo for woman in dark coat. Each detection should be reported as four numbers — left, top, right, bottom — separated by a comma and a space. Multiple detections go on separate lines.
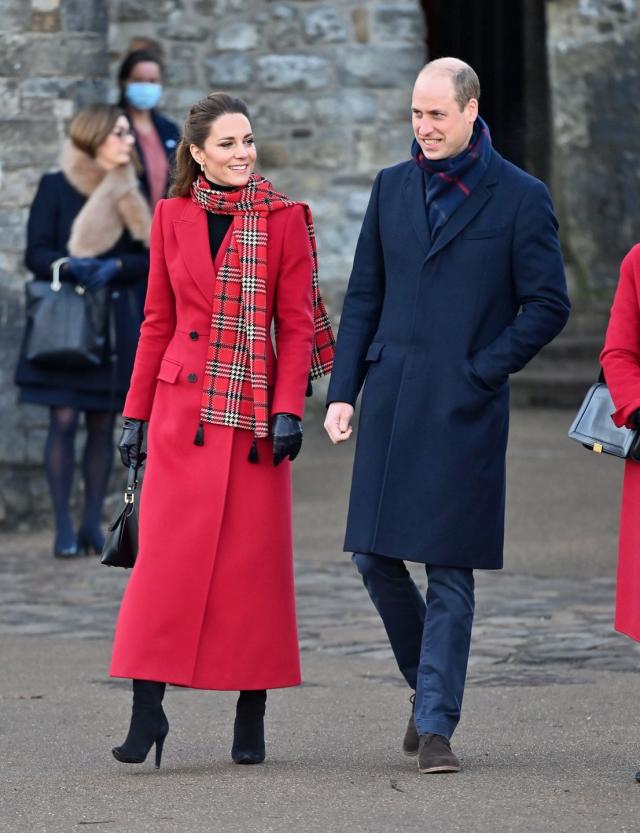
117, 49, 181, 209
15, 104, 151, 557
109, 93, 334, 769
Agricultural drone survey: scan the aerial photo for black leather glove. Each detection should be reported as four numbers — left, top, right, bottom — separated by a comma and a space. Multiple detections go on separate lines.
118, 417, 146, 469
272, 413, 303, 466
631, 409, 640, 429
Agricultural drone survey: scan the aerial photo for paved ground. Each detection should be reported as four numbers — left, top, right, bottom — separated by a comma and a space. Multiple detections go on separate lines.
2, 409, 640, 833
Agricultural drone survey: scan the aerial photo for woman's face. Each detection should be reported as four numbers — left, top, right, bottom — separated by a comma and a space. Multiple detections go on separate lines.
191, 113, 256, 188
95, 115, 135, 170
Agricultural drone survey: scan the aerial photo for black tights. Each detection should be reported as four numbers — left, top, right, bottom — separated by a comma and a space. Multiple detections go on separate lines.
45, 407, 116, 549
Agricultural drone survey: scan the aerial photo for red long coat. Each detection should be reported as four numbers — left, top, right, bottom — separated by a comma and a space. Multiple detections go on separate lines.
600, 244, 640, 642
110, 196, 314, 689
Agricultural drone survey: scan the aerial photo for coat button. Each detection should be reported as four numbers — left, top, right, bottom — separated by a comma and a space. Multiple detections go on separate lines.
188, 373, 198, 383
189, 331, 199, 340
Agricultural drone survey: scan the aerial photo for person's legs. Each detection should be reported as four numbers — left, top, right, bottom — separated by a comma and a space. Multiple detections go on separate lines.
352, 552, 426, 688
414, 565, 475, 740
79, 410, 116, 552
45, 406, 80, 555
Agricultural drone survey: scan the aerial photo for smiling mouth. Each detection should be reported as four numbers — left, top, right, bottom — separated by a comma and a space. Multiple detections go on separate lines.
229, 164, 249, 171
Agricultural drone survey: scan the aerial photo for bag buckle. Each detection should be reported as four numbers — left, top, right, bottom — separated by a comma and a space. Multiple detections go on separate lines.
593, 442, 603, 454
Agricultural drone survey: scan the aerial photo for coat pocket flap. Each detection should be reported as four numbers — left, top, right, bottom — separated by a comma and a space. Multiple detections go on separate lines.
365, 342, 384, 362
157, 358, 183, 384
461, 225, 508, 240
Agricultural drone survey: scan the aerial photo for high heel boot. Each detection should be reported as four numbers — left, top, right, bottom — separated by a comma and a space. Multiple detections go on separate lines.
231, 690, 267, 764
112, 680, 169, 768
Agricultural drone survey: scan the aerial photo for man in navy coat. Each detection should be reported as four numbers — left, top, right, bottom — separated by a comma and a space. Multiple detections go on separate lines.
324, 58, 570, 773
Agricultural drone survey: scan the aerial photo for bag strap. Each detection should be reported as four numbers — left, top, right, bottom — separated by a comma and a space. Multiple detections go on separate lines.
124, 464, 138, 505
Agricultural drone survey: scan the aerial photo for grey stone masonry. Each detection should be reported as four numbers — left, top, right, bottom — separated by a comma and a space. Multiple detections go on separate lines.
546, 0, 640, 293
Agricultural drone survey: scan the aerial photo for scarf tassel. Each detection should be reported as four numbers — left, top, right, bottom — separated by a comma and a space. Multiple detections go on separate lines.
194, 422, 205, 446
248, 439, 259, 463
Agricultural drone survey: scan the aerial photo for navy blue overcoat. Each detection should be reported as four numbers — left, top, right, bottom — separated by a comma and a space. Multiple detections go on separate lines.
14, 172, 149, 406
327, 149, 570, 570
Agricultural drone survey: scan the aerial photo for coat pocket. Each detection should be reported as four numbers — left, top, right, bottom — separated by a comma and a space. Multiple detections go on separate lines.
156, 357, 183, 384
365, 342, 384, 362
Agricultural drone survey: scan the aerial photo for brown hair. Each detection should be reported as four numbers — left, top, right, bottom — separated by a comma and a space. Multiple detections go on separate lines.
68, 104, 126, 157
170, 92, 251, 198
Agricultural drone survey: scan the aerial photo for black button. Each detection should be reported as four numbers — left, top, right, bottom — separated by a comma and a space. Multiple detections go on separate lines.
189, 331, 199, 340
187, 373, 197, 383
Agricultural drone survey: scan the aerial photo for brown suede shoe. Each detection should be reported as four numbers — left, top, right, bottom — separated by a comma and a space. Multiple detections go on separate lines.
417, 733, 460, 774
402, 693, 419, 756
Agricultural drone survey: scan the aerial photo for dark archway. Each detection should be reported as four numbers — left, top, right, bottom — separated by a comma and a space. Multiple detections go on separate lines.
421, 0, 551, 184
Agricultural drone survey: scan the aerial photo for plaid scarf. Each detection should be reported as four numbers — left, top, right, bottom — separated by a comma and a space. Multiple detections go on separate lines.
411, 115, 492, 241
191, 173, 335, 441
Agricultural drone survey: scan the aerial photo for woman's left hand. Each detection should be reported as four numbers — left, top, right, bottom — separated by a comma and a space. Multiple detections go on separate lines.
272, 413, 303, 466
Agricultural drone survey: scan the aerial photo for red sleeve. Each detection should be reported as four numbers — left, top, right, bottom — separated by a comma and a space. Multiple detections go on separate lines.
600, 244, 640, 428
271, 205, 315, 418
123, 200, 176, 420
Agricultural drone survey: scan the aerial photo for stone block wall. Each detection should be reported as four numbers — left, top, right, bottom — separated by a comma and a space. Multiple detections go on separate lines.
546, 0, 640, 293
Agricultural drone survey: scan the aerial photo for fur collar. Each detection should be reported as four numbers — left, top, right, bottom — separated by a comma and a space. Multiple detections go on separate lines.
60, 140, 152, 257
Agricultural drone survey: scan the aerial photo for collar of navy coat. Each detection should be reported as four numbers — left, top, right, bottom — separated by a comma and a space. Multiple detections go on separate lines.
173, 199, 217, 304
403, 149, 502, 261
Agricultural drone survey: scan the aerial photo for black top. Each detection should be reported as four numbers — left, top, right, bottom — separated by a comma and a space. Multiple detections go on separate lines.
204, 179, 237, 263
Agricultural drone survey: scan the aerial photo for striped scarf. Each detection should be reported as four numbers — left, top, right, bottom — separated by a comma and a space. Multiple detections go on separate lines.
411, 115, 492, 241
191, 173, 335, 440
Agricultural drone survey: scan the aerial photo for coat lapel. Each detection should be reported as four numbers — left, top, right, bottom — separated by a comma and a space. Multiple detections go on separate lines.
173, 200, 216, 304
426, 150, 501, 262
402, 164, 431, 255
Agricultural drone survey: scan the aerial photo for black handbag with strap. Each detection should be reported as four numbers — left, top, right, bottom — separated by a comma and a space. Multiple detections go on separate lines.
568, 371, 640, 461
24, 257, 111, 370
101, 465, 139, 569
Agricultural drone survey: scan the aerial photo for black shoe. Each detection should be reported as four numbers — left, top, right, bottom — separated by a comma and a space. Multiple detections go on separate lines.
635, 770, 640, 783
403, 693, 419, 756
231, 690, 266, 765
77, 526, 105, 555
417, 733, 460, 774
112, 680, 168, 769
53, 531, 79, 558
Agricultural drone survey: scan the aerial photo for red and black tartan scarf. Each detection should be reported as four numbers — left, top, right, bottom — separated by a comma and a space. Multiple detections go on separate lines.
411, 115, 492, 241
191, 173, 335, 441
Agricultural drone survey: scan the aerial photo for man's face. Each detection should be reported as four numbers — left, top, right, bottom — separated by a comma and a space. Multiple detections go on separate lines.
411, 73, 478, 161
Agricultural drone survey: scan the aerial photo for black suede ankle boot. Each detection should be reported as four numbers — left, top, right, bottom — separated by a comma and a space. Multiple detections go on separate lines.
231, 690, 266, 764
112, 680, 169, 768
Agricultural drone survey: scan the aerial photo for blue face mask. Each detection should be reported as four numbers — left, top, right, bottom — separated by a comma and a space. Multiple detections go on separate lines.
125, 82, 163, 111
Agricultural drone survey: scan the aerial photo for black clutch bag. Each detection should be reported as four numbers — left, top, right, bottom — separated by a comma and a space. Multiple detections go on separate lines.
25, 257, 111, 371
101, 465, 139, 569
568, 379, 640, 460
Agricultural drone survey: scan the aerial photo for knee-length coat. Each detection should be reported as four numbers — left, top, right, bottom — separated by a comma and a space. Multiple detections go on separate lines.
110, 196, 315, 689
327, 150, 570, 570
600, 244, 640, 642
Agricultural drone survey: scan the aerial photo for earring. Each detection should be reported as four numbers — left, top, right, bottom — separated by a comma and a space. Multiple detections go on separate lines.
199, 161, 205, 173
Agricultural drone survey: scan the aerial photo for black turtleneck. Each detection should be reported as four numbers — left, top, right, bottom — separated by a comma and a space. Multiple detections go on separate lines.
204, 179, 237, 263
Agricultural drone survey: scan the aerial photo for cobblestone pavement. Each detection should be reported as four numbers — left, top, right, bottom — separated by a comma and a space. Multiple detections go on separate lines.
1, 531, 638, 690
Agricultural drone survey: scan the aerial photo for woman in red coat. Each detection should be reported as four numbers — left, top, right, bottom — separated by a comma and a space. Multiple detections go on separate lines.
601, 244, 640, 778
109, 93, 334, 768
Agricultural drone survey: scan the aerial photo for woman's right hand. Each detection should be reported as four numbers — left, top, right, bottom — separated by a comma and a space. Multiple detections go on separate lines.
118, 417, 146, 468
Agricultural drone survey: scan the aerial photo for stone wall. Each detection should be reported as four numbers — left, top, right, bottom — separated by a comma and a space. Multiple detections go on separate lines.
546, 0, 640, 294
0, 0, 427, 529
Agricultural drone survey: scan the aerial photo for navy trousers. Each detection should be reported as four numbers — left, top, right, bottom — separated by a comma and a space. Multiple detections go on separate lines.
353, 552, 475, 740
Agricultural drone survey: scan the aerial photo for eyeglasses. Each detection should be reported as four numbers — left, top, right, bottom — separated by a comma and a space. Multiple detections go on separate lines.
111, 128, 135, 140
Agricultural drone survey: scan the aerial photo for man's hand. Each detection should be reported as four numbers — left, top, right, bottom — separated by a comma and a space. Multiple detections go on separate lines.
324, 402, 354, 444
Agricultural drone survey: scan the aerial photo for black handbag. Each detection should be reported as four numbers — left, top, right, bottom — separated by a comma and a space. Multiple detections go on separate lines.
568, 376, 640, 460
24, 257, 111, 370
101, 465, 139, 569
